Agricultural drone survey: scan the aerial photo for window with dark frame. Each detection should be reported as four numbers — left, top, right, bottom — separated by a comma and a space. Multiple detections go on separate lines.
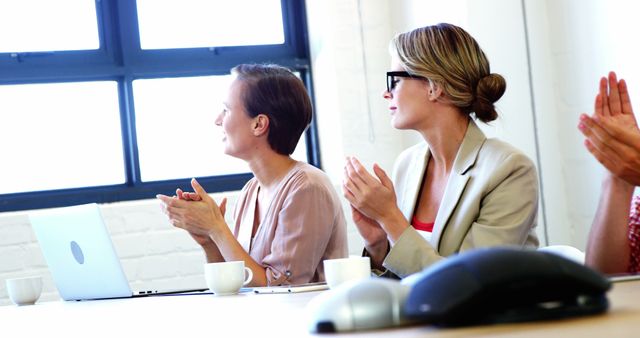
0, 0, 319, 212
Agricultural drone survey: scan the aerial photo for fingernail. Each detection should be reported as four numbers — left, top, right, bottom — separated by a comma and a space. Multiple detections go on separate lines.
578, 123, 585, 130
579, 114, 587, 121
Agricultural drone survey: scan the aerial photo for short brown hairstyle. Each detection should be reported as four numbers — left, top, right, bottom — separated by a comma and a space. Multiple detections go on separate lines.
231, 64, 312, 155
391, 23, 506, 123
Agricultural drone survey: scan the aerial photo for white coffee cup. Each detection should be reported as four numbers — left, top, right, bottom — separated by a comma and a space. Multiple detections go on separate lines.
323, 256, 371, 289
6, 276, 43, 306
204, 261, 253, 295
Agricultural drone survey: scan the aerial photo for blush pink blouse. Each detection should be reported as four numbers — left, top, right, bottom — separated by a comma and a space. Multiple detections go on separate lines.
628, 196, 640, 272
231, 162, 348, 285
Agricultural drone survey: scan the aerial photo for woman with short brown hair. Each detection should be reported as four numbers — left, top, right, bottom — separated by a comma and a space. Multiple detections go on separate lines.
158, 64, 348, 286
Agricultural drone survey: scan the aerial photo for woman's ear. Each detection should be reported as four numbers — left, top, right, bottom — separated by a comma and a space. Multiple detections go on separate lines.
427, 80, 442, 102
253, 114, 270, 136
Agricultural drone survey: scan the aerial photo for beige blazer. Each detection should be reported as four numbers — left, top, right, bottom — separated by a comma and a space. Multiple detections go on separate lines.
383, 120, 539, 277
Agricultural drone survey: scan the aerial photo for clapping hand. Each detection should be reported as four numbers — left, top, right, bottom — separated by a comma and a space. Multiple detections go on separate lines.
579, 71, 640, 185
157, 178, 228, 242
342, 157, 398, 222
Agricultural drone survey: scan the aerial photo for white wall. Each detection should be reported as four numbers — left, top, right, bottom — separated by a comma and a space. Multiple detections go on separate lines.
525, 0, 640, 248
306, 0, 406, 181
3, 0, 640, 305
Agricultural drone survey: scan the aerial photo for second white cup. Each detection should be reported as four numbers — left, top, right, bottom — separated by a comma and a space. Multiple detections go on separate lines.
323, 256, 371, 289
204, 261, 253, 295
6, 276, 43, 306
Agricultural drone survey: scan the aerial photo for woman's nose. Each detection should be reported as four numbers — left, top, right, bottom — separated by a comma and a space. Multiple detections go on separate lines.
382, 89, 392, 99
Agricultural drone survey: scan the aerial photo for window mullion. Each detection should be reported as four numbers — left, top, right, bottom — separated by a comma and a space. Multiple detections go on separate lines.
118, 78, 141, 187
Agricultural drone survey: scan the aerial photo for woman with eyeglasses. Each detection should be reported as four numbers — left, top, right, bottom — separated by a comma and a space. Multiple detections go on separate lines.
343, 23, 539, 278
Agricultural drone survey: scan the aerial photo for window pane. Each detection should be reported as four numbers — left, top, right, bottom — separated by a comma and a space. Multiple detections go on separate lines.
0, 0, 99, 53
136, 0, 284, 49
133, 75, 308, 182
134, 76, 247, 182
0, 82, 125, 194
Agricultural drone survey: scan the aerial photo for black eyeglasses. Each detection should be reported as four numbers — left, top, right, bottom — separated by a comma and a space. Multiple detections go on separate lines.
386, 71, 428, 92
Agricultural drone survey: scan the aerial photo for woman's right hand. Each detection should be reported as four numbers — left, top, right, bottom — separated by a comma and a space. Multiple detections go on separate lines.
350, 206, 386, 247
347, 200, 389, 269
188, 232, 215, 247
342, 157, 409, 243
172, 187, 227, 248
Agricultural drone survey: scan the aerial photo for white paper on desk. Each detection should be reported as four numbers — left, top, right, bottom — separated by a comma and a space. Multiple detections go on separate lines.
253, 282, 329, 294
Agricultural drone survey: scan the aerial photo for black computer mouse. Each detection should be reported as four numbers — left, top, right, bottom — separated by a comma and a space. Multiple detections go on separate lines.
404, 247, 611, 327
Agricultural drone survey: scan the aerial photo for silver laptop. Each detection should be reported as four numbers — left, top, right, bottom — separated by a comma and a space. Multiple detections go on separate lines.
29, 203, 206, 301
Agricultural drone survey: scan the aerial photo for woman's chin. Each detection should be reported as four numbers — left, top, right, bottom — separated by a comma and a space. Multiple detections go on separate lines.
221, 146, 233, 157
391, 119, 408, 130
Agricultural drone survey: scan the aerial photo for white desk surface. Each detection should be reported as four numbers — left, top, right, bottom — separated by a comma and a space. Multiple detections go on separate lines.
2, 281, 640, 337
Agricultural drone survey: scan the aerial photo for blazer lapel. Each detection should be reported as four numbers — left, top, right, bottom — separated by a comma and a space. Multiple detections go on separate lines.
431, 120, 486, 249
400, 147, 430, 221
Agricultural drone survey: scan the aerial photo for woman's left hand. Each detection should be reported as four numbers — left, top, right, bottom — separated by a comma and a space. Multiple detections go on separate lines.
343, 156, 399, 224
157, 178, 228, 237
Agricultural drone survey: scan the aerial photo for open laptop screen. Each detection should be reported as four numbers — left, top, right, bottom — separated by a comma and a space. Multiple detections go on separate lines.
29, 203, 133, 300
